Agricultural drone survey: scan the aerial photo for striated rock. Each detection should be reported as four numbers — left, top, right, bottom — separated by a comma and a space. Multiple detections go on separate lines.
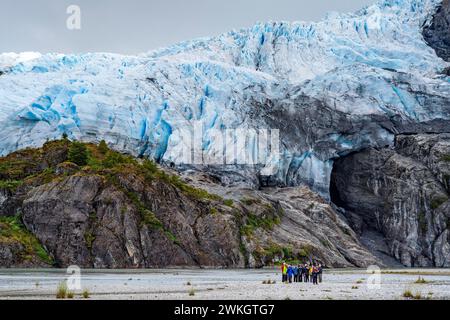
0, 242, 48, 268
1, 140, 382, 268
423, 0, 450, 61
22, 175, 103, 267
395, 134, 450, 191
183, 172, 381, 268
20, 173, 245, 268
250, 187, 381, 268
0, 215, 53, 268
0, 243, 23, 267
331, 134, 450, 267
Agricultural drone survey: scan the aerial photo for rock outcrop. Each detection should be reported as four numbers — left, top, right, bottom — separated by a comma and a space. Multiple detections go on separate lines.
183, 172, 380, 268
21, 174, 244, 268
423, 0, 450, 62
0, 140, 380, 268
0, 215, 53, 268
0, 242, 46, 268
331, 134, 450, 267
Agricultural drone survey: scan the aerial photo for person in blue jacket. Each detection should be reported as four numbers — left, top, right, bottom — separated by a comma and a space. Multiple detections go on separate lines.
287, 265, 294, 283
293, 265, 299, 282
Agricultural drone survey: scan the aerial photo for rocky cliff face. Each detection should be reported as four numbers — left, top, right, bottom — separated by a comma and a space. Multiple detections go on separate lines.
423, 0, 450, 62
1, 137, 448, 269
0, 140, 379, 268
21, 175, 243, 268
331, 134, 450, 267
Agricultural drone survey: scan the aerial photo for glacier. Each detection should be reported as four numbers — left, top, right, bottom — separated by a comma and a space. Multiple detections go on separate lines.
0, 0, 449, 197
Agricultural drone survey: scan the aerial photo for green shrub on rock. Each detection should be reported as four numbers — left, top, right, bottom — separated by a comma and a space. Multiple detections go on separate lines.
68, 142, 89, 166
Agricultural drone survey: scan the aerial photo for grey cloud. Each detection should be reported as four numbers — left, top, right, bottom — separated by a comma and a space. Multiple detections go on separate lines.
0, 0, 374, 54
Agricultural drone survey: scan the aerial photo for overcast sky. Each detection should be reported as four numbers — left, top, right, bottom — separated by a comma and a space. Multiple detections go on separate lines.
0, 0, 374, 55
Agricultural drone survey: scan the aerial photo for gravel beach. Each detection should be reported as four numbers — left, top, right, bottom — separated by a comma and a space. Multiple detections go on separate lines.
0, 268, 449, 300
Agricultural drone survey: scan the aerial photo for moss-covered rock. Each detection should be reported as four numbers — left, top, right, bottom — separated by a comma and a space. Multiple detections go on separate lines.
0, 216, 53, 267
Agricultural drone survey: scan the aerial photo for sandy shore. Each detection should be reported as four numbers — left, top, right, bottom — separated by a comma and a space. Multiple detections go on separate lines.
0, 268, 449, 300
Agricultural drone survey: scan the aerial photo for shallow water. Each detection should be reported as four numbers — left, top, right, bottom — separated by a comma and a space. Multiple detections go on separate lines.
0, 268, 449, 300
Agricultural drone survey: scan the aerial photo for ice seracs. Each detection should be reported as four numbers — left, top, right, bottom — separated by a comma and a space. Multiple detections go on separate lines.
0, 52, 42, 69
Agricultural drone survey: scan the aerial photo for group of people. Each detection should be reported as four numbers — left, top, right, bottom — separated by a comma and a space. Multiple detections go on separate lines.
281, 262, 323, 285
